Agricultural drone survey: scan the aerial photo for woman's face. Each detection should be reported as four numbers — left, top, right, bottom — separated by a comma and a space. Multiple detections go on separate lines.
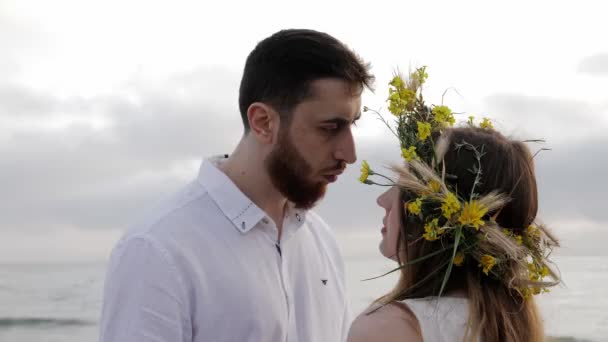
377, 186, 403, 260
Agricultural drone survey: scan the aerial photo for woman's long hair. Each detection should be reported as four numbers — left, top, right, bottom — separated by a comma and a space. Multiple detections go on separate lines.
375, 127, 559, 342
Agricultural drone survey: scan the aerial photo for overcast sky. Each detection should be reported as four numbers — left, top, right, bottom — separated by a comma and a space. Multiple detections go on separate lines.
1, 0, 607, 262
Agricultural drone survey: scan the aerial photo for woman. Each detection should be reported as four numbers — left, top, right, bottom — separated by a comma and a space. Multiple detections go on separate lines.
349, 69, 560, 342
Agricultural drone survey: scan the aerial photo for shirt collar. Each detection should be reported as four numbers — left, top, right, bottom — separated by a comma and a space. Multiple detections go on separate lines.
197, 155, 266, 234
281, 202, 308, 242
196, 155, 309, 237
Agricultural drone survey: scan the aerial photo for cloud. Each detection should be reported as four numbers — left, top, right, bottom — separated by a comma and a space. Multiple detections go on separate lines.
482, 92, 608, 222
483, 93, 607, 143
1, 70, 606, 257
0, 10, 51, 81
544, 218, 608, 256
484, 94, 591, 123
578, 53, 608, 76
0, 67, 243, 232
0, 83, 59, 117
0, 227, 123, 263
535, 137, 608, 222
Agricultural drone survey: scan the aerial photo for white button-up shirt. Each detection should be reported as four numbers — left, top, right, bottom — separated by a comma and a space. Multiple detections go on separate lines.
100, 156, 351, 342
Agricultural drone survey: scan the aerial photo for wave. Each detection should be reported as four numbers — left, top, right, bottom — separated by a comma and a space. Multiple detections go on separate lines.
547, 336, 595, 342
0, 319, 596, 342
0, 317, 95, 327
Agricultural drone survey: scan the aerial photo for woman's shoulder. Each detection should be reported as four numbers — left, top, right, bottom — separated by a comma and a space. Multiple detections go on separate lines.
347, 302, 422, 342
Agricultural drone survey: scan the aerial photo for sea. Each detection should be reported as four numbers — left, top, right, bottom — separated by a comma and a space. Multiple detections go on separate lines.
0, 254, 605, 341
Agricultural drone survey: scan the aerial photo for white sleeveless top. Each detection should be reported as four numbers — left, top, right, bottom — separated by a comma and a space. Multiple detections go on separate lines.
401, 296, 470, 342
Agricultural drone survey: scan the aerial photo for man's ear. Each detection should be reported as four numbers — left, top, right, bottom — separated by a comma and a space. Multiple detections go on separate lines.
247, 102, 280, 144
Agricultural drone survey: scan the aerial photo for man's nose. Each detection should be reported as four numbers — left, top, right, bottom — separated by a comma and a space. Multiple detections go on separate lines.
334, 128, 357, 164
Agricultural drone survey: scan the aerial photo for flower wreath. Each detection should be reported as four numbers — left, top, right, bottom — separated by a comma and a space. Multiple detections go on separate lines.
360, 67, 560, 298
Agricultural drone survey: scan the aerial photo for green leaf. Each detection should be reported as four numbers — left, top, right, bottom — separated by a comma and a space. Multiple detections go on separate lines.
362, 244, 454, 282
361, 265, 404, 281
405, 244, 454, 265
438, 226, 462, 297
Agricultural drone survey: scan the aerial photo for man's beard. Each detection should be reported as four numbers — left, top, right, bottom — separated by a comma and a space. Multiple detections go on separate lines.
265, 132, 328, 210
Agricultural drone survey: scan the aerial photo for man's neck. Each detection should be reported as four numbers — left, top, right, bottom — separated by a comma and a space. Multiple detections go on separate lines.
219, 139, 287, 236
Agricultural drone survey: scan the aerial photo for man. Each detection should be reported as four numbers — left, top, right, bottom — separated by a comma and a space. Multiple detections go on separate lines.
99, 28, 374, 342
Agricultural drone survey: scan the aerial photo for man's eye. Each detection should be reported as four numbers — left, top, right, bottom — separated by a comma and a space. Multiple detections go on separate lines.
320, 125, 338, 132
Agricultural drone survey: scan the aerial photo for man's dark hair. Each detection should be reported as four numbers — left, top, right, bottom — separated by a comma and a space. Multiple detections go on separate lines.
238, 29, 375, 131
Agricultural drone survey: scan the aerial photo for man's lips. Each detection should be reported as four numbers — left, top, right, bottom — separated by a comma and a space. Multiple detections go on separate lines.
321, 167, 345, 183
323, 175, 338, 183
323, 169, 345, 176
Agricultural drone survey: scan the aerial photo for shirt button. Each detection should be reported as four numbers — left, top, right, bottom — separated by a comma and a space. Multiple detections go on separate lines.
262, 218, 269, 224
295, 213, 301, 222
241, 221, 246, 230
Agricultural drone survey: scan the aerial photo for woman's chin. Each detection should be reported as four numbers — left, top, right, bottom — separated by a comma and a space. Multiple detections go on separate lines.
379, 240, 400, 261
378, 241, 392, 259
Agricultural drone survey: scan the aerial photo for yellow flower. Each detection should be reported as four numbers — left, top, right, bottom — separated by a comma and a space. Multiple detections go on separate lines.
540, 266, 550, 278
514, 235, 523, 245
527, 225, 541, 240
401, 146, 419, 161
389, 75, 404, 88
519, 286, 547, 298
422, 218, 443, 241
417, 121, 432, 141
407, 198, 423, 215
359, 160, 371, 183
441, 192, 461, 219
410, 66, 428, 86
400, 88, 416, 100
428, 180, 442, 194
432, 105, 455, 127
527, 262, 549, 281
479, 254, 496, 275
387, 92, 406, 116
467, 115, 475, 126
453, 252, 465, 266
458, 200, 488, 229
387, 76, 416, 116
480, 117, 494, 129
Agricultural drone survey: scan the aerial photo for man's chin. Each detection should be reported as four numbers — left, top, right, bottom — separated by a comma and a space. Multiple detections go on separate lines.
289, 184, 327, 210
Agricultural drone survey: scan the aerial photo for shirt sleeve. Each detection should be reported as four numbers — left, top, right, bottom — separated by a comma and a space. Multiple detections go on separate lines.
99, 236, 190, 342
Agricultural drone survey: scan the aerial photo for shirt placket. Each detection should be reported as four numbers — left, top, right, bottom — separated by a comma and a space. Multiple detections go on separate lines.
279, 211, 304, 342
263, 216, 292, 342
278, 245, 292, 342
